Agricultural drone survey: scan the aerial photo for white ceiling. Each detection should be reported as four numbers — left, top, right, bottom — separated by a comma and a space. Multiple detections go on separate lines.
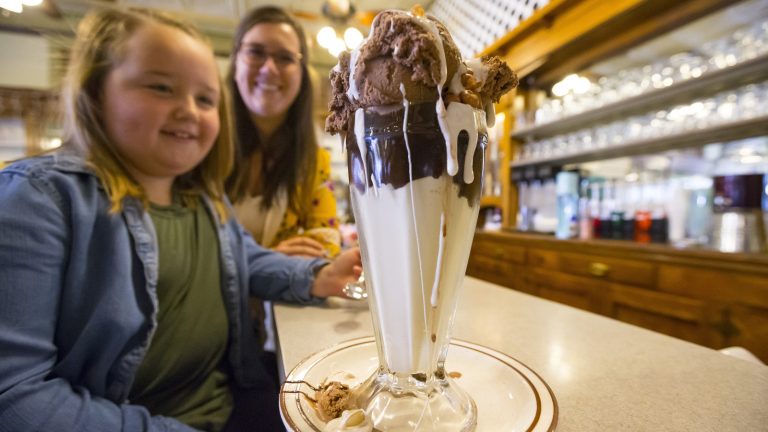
0, 0, 431, 68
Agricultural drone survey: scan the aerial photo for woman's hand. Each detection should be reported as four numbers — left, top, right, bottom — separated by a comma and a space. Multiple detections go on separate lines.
274, 236, 326, 258
311, 248, 363, 298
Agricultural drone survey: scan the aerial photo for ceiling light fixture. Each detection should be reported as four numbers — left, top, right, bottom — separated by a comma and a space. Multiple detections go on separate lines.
317, 25, 364, 57
316, 26, 337, 49
343, 27, 363, 50
328, 37, 347, 57
1, 0, 44, 13
0, 0, 23, 13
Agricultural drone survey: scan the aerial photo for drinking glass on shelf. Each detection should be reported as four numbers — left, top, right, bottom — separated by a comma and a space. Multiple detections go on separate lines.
694, 97, 717, 129
650, 110, 670, 137
704, 38, 739, 71
753, 20, 768, 57
715, 91, 740, 124
553, 135, 568, 156
534, 100, 551, 125
618, 67, 643, 99
576, 129, 594, 152
539, 138, 554, 159
593, 124, 610, 148
585, 80, 604, 109
649, 61, 665, 90
737, 84, 760, 120
599, 75, 620, 105
521, 143, 535, 161
513, 145, 524, 162
607, 120, 625, 146
756, 82, 768, 116
638, 64, 654, 95
636, 113, 657, 140
734, 27, 759, 62
625, 115, 644, 141
669, 51, 707, 82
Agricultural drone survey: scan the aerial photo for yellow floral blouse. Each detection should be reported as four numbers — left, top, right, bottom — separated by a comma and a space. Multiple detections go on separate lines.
272, 148, 341, 257
234, 148, 341, 258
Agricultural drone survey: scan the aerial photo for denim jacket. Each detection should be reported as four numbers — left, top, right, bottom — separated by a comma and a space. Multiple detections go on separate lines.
0, 153, 326, 431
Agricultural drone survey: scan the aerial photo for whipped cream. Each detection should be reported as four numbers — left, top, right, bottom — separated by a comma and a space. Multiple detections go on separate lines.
351, 175, 479, 372
323, 409, 373, 432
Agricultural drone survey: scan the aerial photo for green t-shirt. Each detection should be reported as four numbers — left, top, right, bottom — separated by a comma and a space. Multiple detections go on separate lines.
129, 198, 232, 431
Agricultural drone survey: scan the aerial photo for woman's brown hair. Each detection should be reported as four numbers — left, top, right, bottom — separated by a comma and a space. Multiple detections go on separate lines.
61, 7, 233, 219
225, 5, 318, 216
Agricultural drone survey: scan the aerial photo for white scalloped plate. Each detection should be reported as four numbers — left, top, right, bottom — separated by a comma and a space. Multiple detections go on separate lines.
280, 336, 557, 431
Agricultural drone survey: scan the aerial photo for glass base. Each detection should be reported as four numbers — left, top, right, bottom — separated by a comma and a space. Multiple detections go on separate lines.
353, 368, 477, 431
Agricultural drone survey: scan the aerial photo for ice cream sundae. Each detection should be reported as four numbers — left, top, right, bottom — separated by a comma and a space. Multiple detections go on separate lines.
324, 5, 517, 431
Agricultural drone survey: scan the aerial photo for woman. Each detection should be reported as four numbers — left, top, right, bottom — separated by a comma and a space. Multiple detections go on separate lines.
227, 6, 341, 260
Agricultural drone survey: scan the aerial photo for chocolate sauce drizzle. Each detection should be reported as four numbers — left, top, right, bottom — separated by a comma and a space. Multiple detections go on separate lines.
346, 103, 485, 205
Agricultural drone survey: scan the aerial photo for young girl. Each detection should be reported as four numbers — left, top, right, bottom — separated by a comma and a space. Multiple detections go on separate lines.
0, 8, 360, 432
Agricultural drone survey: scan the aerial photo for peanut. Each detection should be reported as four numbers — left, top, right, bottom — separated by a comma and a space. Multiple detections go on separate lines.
461, 72, 482, 91
460, 90, 482, 109
411, 5, 425, 17
443, 93, 461, 105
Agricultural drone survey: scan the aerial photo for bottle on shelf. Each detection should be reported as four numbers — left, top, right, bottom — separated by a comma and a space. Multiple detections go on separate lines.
649, 181, 670, 243
667, 178, 689, 244
578, 178, 593, 240
531, 176, 558, 234
620, 179, 637, 241
634, 179, 652, 243
589, 181, 603, 238
555, 171, 580, 239
517, 180, 534, 231
600, 179, 616, 239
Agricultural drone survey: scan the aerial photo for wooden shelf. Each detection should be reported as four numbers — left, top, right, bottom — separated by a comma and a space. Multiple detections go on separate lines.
512, 53, 768, 140
511, 114, 768, 169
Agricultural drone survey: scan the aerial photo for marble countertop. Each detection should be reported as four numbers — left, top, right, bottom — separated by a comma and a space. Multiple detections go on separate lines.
274, 277, 768, 431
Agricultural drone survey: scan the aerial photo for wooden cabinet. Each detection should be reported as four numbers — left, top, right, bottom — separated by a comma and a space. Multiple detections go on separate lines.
607, 284, 720, 347
467, 231, 768, 362
526, 266, 608, 312
467, 235, 525, 290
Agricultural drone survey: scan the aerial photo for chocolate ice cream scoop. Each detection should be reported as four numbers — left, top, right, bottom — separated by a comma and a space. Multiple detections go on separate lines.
326, 9, 462, 135
326, 8, 517, 136
349, 10, 462, 105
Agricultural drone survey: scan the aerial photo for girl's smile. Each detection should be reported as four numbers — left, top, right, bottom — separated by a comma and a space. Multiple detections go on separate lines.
101, 22, 221, 203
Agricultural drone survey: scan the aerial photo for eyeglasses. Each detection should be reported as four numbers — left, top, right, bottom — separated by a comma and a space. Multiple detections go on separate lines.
239, 44, 303, 68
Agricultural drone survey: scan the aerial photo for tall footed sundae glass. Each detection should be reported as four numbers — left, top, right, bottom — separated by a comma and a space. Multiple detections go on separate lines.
325, 7, 517, 431
349, 102, 484, 431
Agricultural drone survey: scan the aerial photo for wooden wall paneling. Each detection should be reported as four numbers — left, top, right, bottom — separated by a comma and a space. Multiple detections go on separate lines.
607, 284, 721, 347
527, 266, 607, 313
723, 305, 768, 363
657, 265, 768, 309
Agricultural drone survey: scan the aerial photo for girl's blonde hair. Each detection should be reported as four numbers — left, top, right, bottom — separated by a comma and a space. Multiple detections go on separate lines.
62, 7, 233, 220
